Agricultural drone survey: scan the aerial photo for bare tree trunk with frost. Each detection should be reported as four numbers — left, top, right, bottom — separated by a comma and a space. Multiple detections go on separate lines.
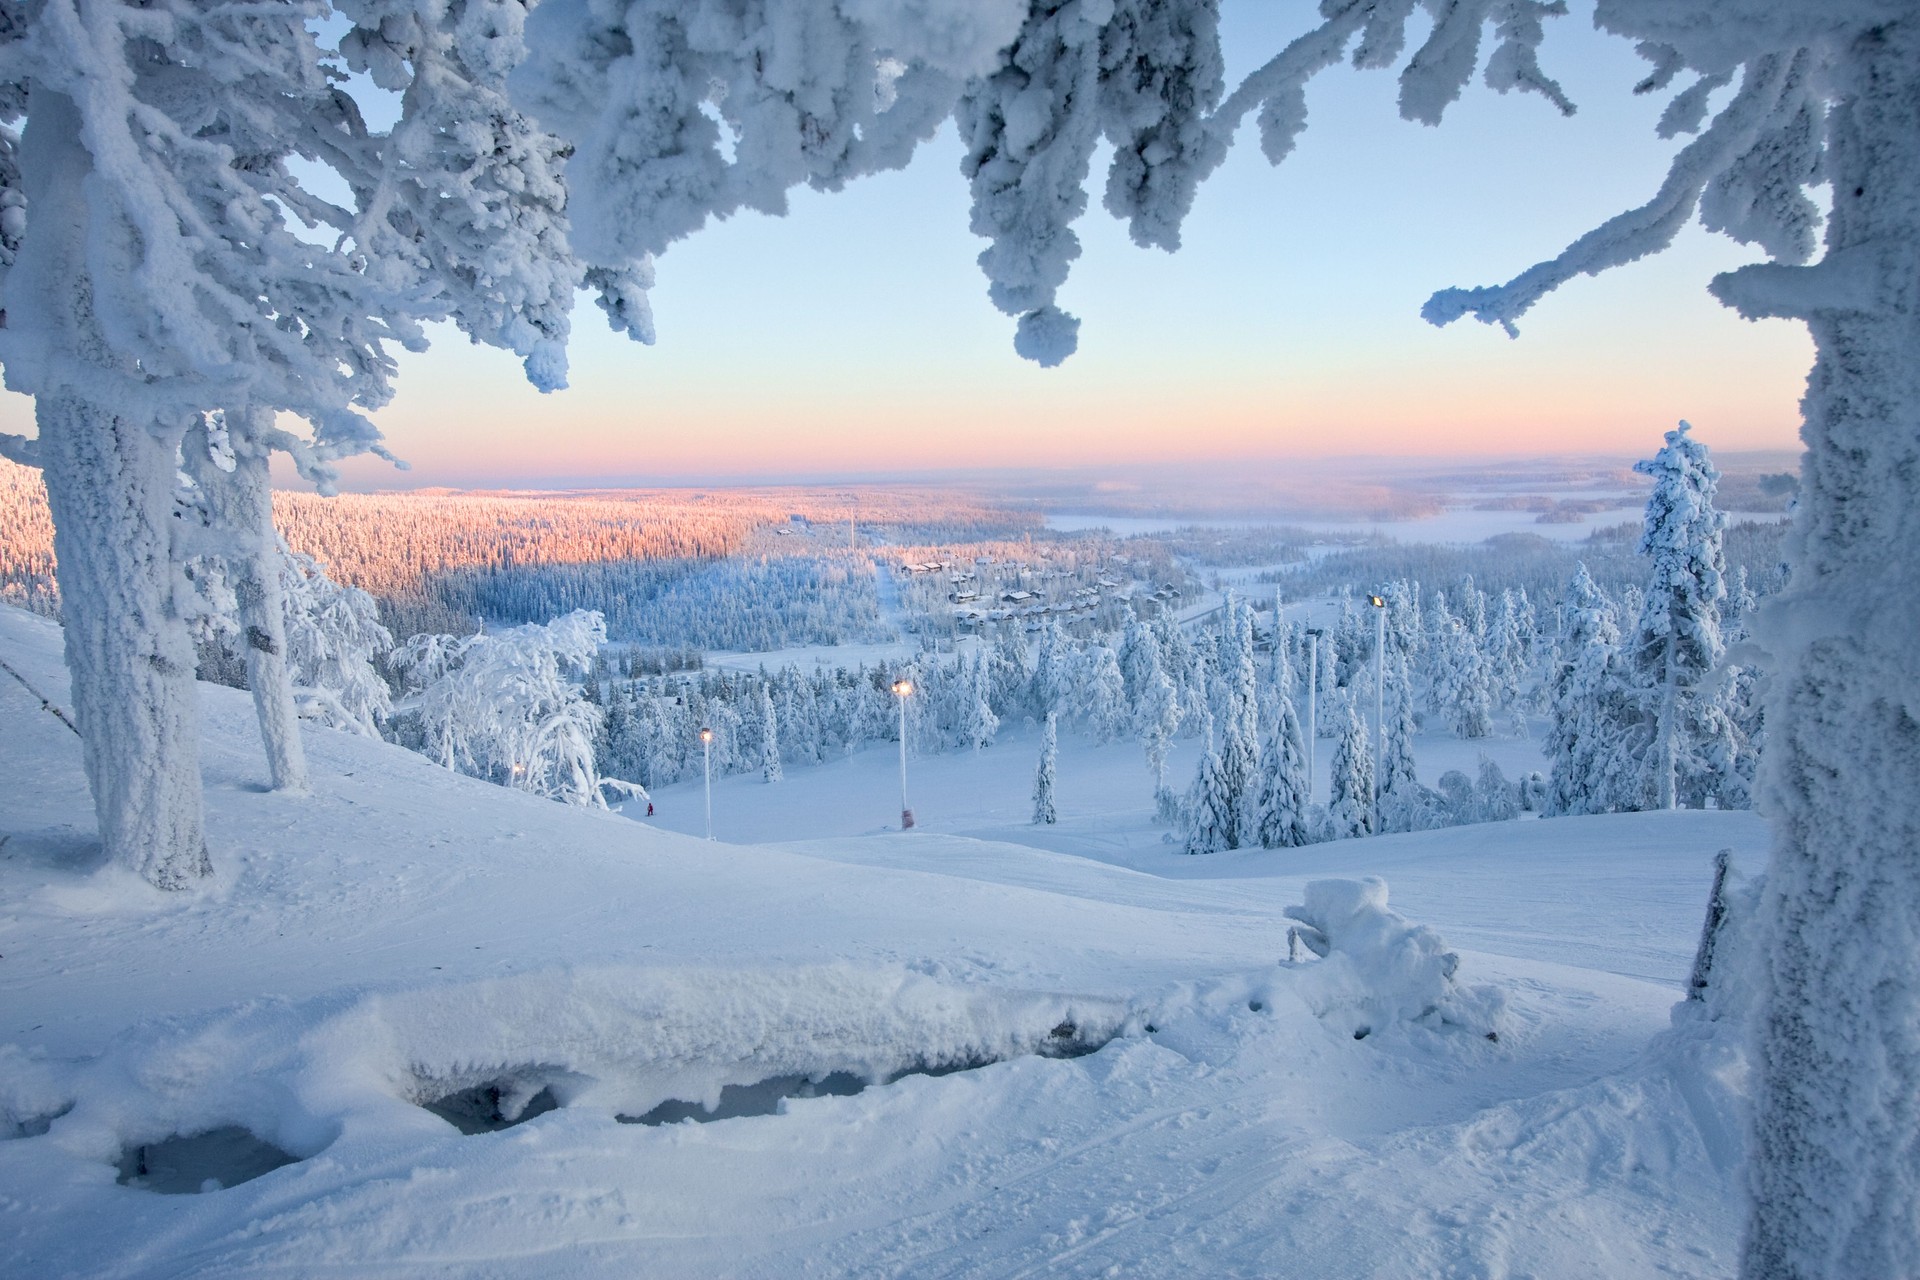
20, 94, 209, 888
183, 412, 308, 793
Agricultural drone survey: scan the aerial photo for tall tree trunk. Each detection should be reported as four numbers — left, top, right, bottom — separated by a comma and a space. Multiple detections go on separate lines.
1657, 643, 1679, 810
183, 412, 309, 793
1743, 21, 1920, 1277
17, 92, 209, 888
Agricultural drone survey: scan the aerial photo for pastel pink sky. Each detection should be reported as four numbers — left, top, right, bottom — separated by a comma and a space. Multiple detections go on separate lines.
0, 3, 1817, 488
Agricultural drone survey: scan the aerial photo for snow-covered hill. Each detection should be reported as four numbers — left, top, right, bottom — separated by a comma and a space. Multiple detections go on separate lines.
0, 605, 1764, 1277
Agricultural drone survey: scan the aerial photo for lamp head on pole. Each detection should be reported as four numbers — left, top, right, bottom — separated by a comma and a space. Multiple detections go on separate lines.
1368, 594, 1386, 608
892, 679, 914, 698
699, 727, 713, 744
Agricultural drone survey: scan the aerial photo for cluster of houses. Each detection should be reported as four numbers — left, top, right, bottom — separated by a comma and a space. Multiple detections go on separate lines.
899, 556, 1181, 631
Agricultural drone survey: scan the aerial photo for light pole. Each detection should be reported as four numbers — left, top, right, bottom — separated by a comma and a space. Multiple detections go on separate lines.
1368, 594, 1387, 815
1305, 628, 1323, 797
891, 677, 915, 829
699, 726, 714, 840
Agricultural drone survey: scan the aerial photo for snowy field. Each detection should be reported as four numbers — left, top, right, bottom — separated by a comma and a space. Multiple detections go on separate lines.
0, 605, 1765, 1277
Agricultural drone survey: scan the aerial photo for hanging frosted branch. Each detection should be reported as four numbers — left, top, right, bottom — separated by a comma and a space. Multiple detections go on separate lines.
1421, 50, 1803, 335
1099, 0, 1226, 253
957, 0, 1111, 367
1482, 1, 1575, 116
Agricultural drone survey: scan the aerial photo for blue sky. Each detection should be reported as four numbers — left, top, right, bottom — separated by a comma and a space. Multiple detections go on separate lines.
0, 1, 1816, 489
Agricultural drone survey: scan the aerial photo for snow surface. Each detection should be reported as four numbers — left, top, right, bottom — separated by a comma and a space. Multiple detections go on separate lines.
0, 603, 1766, 1276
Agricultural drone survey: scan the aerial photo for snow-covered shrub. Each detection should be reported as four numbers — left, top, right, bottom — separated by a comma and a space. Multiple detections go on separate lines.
393, 610, 619, 807
1283, 878, 1505, 1041
279, 548, 395, 738
1473, 756, 1519, 824
1436, 770, 1474, 825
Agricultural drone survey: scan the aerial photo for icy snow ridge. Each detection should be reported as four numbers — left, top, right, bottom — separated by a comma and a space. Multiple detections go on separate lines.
7, 880, 1508, 1198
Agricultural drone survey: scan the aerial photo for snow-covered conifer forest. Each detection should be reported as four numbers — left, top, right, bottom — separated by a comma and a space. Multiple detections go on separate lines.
1, 0, 1915, 1275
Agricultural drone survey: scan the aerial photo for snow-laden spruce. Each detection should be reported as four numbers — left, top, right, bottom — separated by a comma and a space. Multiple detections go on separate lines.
1031, 709, 1058, 825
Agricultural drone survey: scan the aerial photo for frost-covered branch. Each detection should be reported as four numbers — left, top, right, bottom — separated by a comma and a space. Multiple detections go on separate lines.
1422, 50, 1808, 335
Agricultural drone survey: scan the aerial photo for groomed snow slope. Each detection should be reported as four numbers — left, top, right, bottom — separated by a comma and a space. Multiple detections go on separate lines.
0, 606, 1763, 1277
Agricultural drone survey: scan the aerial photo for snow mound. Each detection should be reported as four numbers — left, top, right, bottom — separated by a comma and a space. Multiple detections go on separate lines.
1283, 877, 1508, 1040
4, 962, 1134, 1193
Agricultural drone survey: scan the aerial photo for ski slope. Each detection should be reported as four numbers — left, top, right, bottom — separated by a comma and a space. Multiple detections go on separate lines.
0, 605, 1764, 1277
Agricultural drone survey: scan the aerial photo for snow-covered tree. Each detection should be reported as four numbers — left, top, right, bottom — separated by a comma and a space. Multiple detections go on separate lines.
1181, 732, 1234, 856
1031, 710, 1058, 826
1326, 708, 1374, 841
0, 0, 652, 886
394, 610, 614, 807
757, 682, 782, 783
1218, 595, 1260, 846
1376, 655, 1432, 834
1253, 683, 1313, 850
179, 415, 308, 792
987, 622, 1032, 722
1545, 565, 1631, 817
959, 652, 1001, 752
1078, 643, 1128, 743
1472, 755, 1518, 824
278, 547, 394, 739
1624, 421, 1729, 810
1120, 617, 1179, 796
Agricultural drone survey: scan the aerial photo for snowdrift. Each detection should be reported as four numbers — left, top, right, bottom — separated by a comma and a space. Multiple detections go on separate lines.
0, 605, 1769, 1277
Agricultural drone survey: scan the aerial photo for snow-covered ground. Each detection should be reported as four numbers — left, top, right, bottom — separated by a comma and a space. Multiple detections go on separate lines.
0, 604, 1763, 1277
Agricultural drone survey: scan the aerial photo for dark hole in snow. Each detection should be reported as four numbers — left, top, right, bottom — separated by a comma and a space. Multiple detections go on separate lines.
1248, 1000, 1265, 1013
1353, 1026, 1372, 1041
621, 1071, 871, 1126
618, 1033, 1116, 1128
422, 1083, 561, 1135
4, 1103, 71, 1139
115, 1126, 300, 1194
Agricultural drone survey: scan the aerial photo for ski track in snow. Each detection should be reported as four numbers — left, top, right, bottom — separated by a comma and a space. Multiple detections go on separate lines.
0, 605, 1760, 1277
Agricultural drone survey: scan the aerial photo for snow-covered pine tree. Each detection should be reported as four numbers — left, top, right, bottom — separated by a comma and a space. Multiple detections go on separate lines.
961, 652, 1001, 751
1626, 421, 1729, 811
1488, 588, 1528, 716
1219, 595, 1260, 847
757, 682, 782, 783
1030, 620, 1071, 722
1440, 615, 1494, 740
1545, 564, 1632, 817
1120, 617, 1179, 796
1032, 710, 1058, 826
1376, 654, 1431, 834
987, 623, 1031, 722
1181, 731, 1234, 856
1080, 644, 1128, 744
1326, 708, 1375, 840
1254, 683, 1313, 849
